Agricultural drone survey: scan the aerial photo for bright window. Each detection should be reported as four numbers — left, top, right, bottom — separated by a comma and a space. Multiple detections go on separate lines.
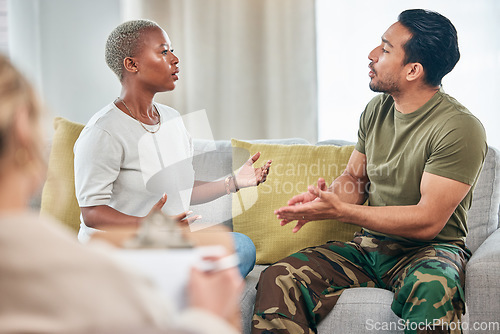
0, 0, 7, 54
316, 0, 500, 149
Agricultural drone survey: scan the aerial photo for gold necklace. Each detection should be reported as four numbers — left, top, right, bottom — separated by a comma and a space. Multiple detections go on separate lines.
117, 98, 161, 134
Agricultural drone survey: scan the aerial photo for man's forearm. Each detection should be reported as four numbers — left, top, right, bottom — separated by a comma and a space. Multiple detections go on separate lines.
329, 172, 369, 205
338, 202, 444, 240
330, 173, 445, 240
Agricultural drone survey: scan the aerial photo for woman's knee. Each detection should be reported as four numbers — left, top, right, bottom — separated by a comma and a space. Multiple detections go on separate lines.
231, 232, 256, 277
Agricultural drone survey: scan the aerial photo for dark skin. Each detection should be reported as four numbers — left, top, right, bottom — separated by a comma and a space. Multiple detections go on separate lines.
82, 26, 272, 231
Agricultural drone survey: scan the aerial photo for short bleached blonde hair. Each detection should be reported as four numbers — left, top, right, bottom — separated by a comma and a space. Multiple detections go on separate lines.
105, 19, 161, 81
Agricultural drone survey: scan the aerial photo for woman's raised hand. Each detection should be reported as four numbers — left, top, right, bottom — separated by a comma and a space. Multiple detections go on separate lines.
235, 152, 272, 188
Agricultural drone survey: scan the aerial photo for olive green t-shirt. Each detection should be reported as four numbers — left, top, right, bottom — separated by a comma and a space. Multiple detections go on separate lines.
355, 89, 487, 244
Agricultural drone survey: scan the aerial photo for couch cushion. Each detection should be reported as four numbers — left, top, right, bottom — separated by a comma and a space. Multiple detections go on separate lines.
241, 265, 267, 334
316, 139, 356, 147
318, 288, 403, 333
231, 139, 361, 264
40, 117, 85, 233
465, 146, 500, 253
465, 228, 500, 327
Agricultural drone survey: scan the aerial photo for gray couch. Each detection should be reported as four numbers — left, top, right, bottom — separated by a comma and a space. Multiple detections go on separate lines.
191, 138, 500, 334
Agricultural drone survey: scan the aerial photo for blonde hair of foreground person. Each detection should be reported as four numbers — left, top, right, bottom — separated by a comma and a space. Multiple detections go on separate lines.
0, 54, 242, 334
0, 55, 45, 204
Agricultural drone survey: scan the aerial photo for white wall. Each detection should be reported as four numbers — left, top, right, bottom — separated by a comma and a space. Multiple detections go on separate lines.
11, 1, 498, 147
317, 0, 500, 149
8, 0, 318, 142
8, 0, 122, 131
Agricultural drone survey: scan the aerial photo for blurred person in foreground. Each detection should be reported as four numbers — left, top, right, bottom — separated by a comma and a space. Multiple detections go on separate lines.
0, 53, 243, 334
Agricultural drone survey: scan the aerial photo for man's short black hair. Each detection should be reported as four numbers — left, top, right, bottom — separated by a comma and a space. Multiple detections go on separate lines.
398, 9, 460, 87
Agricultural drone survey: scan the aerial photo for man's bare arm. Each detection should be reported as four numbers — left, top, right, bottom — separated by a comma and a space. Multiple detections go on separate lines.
276, 150, 471, 240
329, 149, 370, 205
336, 171, 470, 239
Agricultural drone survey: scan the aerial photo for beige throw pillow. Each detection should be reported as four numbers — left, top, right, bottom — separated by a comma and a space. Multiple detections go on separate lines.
231, 139, 361, 264
40, 117, 85, 233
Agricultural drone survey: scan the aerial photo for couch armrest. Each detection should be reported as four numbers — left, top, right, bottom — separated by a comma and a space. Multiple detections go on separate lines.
465, 228, 500, 330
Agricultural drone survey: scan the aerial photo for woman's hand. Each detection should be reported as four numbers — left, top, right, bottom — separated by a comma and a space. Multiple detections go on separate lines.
235, 152, 272, 189
145, 194, 200, 225
172, 210, 201, 225
145, 193, 168, 219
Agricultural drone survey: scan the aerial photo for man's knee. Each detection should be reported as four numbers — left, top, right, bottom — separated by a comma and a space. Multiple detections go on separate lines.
393, 260, 465, 326
258, 259, 297, 290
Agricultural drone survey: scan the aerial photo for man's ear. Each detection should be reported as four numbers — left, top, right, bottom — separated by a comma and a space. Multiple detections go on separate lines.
406, 63, 424, 82
123, 57, 139, 74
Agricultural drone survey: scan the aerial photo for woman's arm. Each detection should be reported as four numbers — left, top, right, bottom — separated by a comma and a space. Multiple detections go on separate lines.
190, 179, 234, 205
81, 194, 196, 230
190, 152, 272, 205
80, 205, 142, 230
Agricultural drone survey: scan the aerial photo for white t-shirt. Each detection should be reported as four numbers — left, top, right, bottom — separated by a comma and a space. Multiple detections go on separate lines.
74, 102, 195, 242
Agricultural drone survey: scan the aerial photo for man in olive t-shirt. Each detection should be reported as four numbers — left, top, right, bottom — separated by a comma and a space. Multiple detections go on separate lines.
358, 89, 486, 244
252, 9, 487, 334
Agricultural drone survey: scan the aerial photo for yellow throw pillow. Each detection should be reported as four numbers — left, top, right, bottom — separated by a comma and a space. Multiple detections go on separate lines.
231, 139, 361, 264
40, 117, 85, 234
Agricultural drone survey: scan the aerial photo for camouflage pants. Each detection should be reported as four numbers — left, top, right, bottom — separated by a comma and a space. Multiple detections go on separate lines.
252, 231, 471, 334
